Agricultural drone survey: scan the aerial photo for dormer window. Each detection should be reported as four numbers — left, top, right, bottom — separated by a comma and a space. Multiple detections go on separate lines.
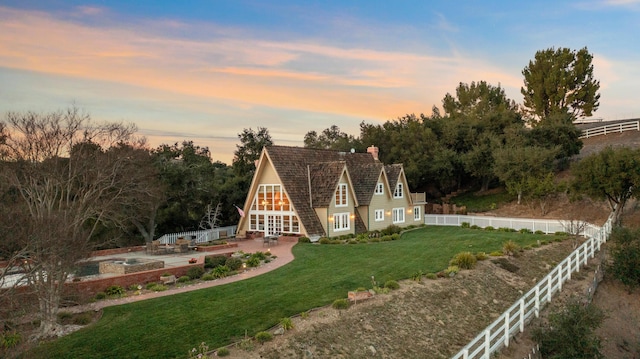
374, 182, 383, 195
335, 183, 348, 207
394, 183, 403, 198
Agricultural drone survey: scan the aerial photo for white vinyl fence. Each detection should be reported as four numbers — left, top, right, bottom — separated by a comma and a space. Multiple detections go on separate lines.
157, 225, 237, 245
580, 120, 640, 139
429, 213, 615, 359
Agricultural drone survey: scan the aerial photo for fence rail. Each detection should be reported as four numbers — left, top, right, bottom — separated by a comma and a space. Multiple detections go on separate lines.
157, 226, 237, 245
441, 213, 614, 359
580, 120, 640, 138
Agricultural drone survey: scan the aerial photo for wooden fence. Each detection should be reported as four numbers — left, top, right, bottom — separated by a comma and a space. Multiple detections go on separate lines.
431, 213, 615, 359
580, 120, 640, 138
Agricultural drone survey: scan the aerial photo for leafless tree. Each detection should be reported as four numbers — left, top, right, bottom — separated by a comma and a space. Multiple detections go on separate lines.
0, 107, 152, 338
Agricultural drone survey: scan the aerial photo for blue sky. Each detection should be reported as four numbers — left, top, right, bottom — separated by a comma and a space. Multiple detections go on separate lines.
1, 1, 639, 163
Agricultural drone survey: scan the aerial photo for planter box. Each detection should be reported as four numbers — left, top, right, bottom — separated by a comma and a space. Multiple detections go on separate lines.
194, 243, 238, 252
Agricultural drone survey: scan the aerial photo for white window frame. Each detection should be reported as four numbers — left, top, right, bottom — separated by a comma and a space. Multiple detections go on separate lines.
413, 206, 421, 221
394, 182, 404, 198
335, 183, 348, 207
374, 209, 384, 222
374, 182, 384, 195
333, 212, 350, 231
392, 207, 405, 224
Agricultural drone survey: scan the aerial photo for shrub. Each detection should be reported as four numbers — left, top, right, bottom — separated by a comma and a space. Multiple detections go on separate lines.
484, 226, 495, 231
57, 311, 73, 321
145, 282, 159, 290
348, 239, 358, 244
532, 300, 605, 358
535, 230, 545, 235
280, 317, 294, 330
319, 238, 331, 244
425, 273, 437, 280
1, 331, 21, 349
298, 236, 311, 243
540, 239, 549, 245
391, 233, 401, 241
246, 257, 261, 267
554, 231, 568, 236
73, 312, 93, 325
252, 251, 267, 260
94, 292, 106, 300
211, 265, 230, 279
609, 226, 640, 290
239, 338, 255, 351
381, 224, 402, 235
502, 240, 520, 256
205, 255, 227, 269
519, 228, 533, 234
104, 285, 125, 297
498, 227, 516, 232
475, 252, 488, 261
128, 284, 141, 291
202, 273, 215, 281
461, 222, 470, 228
332, 298, 349, 310
177, 275, 191, 283
411, 270, 423, 281
255, 331, 273, 344
384, 280, 400, 290
369, 237, 381, 243
222, 256, 242, 271
445, 265, 459, 276
470, 224, 480, 230
187, 266, 205, 280
147, 283, 167, 292
450, 251, 477, 269
217, 347, 230, 357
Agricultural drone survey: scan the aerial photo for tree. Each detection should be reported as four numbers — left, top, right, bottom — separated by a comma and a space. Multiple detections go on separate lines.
571, 146, 640, 223
303, 125, 362, 151
608, 226, 640, 291
521, 47, 600, 123
0, 107, 146, 338
232, 127, 273, 176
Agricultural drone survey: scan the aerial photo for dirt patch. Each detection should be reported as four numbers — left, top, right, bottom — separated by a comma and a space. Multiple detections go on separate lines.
221, 241, 599, 359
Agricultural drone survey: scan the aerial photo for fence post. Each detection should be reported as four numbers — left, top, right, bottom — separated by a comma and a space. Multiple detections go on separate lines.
547, 275, 552, 303
535, 286, 540, 318
558, 265, 563, 292
568, 256, 572, 280
575, 251, 580, 273
504, 312, 510, 347
485, 330, 491, 358
519, 299, 525, 332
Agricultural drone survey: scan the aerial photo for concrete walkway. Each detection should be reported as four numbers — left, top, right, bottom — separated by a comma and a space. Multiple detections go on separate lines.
67, 238, 297, 313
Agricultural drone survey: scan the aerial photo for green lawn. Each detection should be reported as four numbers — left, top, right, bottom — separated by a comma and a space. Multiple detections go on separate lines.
33, 226, 561, 359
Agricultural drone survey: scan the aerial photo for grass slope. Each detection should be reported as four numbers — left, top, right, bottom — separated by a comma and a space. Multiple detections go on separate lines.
34, 226, 559, 359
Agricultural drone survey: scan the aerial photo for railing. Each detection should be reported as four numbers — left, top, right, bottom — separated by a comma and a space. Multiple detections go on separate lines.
157, 225, 237, 245
442, 212, 614, 359
580, 120, 640, 138
424, 214, 597, 235
411, 192, 427, 203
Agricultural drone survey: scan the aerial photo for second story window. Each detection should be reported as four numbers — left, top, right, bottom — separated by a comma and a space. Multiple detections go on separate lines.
374, 182, 383, 195
335, 183, 348, 207
394, 182, 403, 198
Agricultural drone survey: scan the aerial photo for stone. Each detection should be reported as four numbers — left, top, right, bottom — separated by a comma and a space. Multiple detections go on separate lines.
368, 345, 377, 355
274, 327, 285, 336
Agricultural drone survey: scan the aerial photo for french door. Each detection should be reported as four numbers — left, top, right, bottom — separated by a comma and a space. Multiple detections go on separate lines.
266, 215, 283, 236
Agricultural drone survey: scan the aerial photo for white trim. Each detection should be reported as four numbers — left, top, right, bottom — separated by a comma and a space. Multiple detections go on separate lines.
333, 212, 350, 231
394, 183, 404, 198
392, 207, 405, 223
335, 183, 348, 207
374, 182, 384, 195
374, 209, 384, 222
413, 206, 421, 221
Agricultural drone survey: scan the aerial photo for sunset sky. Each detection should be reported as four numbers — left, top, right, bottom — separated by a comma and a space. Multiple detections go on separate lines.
1, 1, 639, 164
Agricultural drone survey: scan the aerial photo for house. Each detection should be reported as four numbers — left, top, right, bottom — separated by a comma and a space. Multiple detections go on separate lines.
236, 145, 423, 239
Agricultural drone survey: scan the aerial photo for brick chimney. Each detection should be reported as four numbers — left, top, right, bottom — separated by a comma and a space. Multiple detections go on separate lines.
367, 145, 379, 161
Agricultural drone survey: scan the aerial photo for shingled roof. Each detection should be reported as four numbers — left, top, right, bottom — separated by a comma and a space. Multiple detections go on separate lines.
264, 145, 403, 236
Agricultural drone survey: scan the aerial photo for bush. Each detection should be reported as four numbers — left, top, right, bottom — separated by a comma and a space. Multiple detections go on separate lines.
445, 265, 459, 276
502, 240, 520, 256
57, 311, 73, 321
450, 251, 477, 269
411, 270, 423, 281
384, 280, 400, 290
332, 298, 349, 310
128, 284, 141, 291
348, 239, 358, 244
609, 226, 640, 290
470, 224, 480, 229
202, 273, 215, 281
73, 313, 93, 325
484, 226, 495, 231
225, 257, 243, 271
475, 252, 488, 261
187, 266, 205, 280
246, 257, 261, 267
104, 285, 125, 297
461, 222, 470, 228
298, 236, 311, 243
205, 255, 227, 269
217, 347, 230, 357
280, 317, 294, 330
381, 224, 402, 235
535, 230, 545, 235
391, 233, 401, 241
177, 275, 191, 283
1, 331, 21, 349
319, 238, 331, 244
519, 228, 533, 234
94, 292, 106, 300
425, 273, 437, 280
147, 283, 167, 292
252, 251, 267, 260
255, 331, 273, 344
211, 265, 230, 279
532, 300, 605, 358
239, 338, 255, 352
145, 282, 159, 290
